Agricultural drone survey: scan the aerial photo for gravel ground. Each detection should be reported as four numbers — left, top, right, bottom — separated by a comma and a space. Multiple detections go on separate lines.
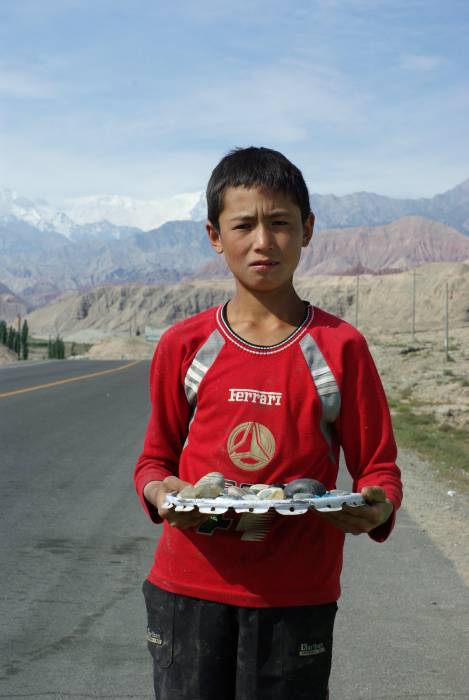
369, 326, 469, 428
365, 328, 469, 587
399, 447, 469, 586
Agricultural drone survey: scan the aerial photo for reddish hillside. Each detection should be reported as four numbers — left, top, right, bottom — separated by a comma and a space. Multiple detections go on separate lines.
193, 216, 469, 278
0, 283, 28, 322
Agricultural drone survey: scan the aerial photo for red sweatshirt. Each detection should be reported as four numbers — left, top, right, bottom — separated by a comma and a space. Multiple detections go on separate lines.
134, 303, 402, 607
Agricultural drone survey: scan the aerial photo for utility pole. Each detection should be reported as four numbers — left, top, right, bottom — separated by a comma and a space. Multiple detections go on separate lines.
411, 269, 416, 342
444, 282, 449, 361
16, 314, 21, 360
354, 275, 359, 327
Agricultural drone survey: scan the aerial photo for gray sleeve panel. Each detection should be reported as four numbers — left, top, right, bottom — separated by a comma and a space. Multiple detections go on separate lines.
183, 411, 196, 450
299, 334, 341, 462
183, 329, 226, 407
182, 329, 225, 448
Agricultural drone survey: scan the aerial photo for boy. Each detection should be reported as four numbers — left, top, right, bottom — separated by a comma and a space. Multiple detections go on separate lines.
134, 147, 403, 700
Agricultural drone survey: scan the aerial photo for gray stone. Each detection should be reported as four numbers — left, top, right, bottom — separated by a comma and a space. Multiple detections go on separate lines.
178, 485, 198, 499
247, 483, 270, 494
193, 472, 225, 497
257, 487, 285, 500
226, 486, 249, 499
284, 479, 326, 498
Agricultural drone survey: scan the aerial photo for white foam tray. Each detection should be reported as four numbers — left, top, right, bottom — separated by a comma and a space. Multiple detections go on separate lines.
164, 490, 365, 516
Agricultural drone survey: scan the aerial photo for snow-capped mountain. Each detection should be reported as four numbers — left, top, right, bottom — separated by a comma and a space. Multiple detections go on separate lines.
0, 188, 74, 235
59, 191, 206, 230
2, 177, 469, 315
0, 187, 206, 241
4, 176, 469, 239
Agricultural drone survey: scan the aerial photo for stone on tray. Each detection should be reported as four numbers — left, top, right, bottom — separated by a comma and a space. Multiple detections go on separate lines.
193, 483, 223, 498
226, 486, 250, 499
284, 479, 326, 498
247, 484, 270, 494
177, 475, 327, 504
195, 471, 225, 488
178, 485, 199, 499
177, 473, 226, 499
192, 472, 225, 498
241, 487, 256, 499
257, 487, 285, 500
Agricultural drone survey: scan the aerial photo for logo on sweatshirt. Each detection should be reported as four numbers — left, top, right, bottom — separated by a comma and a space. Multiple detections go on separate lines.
227, 421, 275, 470
228, 388, 282, 406
146, 627, 163, 645
299, 642, 326, 656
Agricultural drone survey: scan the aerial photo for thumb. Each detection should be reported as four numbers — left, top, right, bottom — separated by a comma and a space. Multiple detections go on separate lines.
361, 486, 386, 504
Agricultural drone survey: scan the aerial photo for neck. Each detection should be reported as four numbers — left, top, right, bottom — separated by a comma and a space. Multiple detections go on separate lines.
228, 281, 305, 326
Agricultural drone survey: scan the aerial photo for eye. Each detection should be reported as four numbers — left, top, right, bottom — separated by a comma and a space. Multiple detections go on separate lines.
272, 220, 288, 226
233, 223, 250, 230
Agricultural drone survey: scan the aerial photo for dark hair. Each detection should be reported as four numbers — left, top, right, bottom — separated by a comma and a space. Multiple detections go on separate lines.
206, 146, 311, 230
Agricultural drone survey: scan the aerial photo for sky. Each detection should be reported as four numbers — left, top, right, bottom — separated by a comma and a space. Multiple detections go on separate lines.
0, 0, 468, 202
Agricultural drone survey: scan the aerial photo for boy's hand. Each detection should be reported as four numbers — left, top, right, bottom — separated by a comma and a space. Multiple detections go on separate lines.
314, 486, 393, 535
143, 476, 210, 530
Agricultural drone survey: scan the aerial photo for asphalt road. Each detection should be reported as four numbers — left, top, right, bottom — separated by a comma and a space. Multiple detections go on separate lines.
0, 360, 468, 699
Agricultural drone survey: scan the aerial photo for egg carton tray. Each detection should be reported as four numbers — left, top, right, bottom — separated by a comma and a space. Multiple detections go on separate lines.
164, 490, 365, 516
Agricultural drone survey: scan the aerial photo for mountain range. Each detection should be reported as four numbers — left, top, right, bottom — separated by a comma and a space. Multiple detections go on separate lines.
1, 178, 469, 319
311, 178, 469, 233
23, 261, 469, 342
0, 188, 204, 237
2, 177, 469, 234
197, 217, 469, 278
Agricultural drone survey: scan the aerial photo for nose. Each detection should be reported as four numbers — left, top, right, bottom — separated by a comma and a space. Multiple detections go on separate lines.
253, 222, 273, 251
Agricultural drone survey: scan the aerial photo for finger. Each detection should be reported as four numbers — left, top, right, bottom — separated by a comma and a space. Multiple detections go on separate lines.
341, 504, 372, 518
162, 475, 190, 492
318, 510, 378, 533
321, 508, 373, 526
169, 514, 209, 530
340, 506, 383, 528
166, 507, 209, 526
361, 486, 386, 504
343, 503, 392, 530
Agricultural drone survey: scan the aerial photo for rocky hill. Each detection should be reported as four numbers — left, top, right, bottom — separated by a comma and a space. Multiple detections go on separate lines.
2, 177, 469, 310
0, 282, 28, 321
301, 216, 469, 274
3, 176, 469, 234
311, 178, 469, 233
0, 218, 210, 304
25, 261, 469, 341
195, 217, 469, 278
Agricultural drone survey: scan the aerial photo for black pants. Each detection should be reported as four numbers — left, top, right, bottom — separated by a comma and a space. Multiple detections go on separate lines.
143, 580, 337, 700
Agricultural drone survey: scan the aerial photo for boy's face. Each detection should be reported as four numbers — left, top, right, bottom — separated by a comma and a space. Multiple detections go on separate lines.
206, 186, 314, 294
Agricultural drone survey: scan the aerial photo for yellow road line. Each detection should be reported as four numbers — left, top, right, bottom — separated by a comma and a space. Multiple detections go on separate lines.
0, 361, 140, 399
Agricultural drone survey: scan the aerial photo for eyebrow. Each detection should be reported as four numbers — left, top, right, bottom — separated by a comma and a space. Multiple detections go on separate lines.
229, 210, 291, 222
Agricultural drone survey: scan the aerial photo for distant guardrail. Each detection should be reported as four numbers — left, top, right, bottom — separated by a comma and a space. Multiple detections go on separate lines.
144, 326, 167, 342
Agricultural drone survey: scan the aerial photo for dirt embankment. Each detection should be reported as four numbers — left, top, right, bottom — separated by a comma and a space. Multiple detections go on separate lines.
86, 336, 154, 360
368, 328, 469, 586
0, 345, 17, 364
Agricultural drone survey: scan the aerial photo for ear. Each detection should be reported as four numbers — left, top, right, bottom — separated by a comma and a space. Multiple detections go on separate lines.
302, 212, 315, 247
206, 221, 224, 254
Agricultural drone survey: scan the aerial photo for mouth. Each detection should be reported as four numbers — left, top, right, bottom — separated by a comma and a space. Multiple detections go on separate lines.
249, 260, 279, 268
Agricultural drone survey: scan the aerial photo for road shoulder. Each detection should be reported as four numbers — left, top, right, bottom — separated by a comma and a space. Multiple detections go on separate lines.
400, 447, 469, 586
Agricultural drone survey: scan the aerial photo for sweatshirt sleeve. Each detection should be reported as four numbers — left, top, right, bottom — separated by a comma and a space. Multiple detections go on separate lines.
335, 332, 403, 542
134, 329, 191, 522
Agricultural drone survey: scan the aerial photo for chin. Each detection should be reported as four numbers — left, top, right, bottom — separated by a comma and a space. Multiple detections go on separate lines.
238, 278, 290, 293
